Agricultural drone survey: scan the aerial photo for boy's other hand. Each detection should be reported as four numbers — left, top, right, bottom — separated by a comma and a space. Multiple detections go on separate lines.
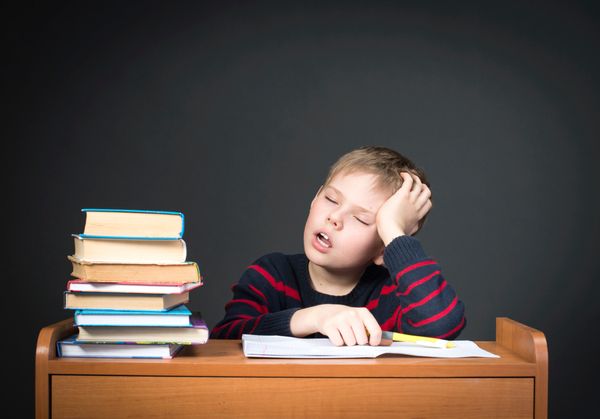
376, 172, 432, 245
291, 304, 382, 346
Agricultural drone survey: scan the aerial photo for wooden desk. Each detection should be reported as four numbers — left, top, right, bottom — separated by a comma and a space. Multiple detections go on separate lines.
36, 317, 547, 418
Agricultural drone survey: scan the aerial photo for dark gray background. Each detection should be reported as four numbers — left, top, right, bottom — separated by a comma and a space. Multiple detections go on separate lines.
8, 1, 599, 416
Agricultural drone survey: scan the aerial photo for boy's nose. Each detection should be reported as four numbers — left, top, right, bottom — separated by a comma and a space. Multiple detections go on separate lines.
327, 215, 343, 230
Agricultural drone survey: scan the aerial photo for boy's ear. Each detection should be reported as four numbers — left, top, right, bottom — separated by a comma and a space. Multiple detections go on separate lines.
373, 246, 385, 266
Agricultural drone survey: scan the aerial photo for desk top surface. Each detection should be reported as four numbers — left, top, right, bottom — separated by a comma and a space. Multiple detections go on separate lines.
47, 339, 537, 378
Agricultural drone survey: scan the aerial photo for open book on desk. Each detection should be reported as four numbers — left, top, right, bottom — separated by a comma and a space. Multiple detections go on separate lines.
242, 334, 499, 359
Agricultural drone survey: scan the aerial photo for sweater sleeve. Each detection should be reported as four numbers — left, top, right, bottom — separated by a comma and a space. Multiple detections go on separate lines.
210, 255, 302, 339
368, 235, 466, 339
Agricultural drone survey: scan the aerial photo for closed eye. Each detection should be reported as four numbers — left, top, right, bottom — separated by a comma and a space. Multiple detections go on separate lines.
354, 216, 369, 225
325, 196, 338, 204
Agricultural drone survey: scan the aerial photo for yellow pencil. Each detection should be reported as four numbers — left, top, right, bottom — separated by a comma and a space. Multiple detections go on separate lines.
380, 331, 456, 349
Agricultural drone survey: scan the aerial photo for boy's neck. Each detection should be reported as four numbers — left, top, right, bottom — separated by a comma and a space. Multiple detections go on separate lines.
307, 261, 365, 296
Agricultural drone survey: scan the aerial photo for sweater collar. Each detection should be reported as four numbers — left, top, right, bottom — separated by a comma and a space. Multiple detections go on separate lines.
291, 253, 382, 306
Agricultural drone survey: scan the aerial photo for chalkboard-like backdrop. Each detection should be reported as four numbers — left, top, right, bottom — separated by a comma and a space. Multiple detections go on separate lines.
7, 1, 599, 416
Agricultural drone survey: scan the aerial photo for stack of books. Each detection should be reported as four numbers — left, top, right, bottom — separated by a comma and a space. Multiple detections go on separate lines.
57, 209, 209, 359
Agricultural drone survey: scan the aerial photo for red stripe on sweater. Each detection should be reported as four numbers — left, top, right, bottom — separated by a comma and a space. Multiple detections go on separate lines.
381, 283, 396, 295
395, 260, 437, 282
212, 315, 257, 338
435, 316, 465, 339
225, 319, 243, 338
367, 282, 398, 309
210, 322, 229, 336
225, 299, 268, 314
380, 306, 402, 331
249, 284, 268, 303
237, 318, 251, 339
249, 315, 264, 334
401, 280, 448, 314
408, 296, 458, 327
250, 265, 301, 301
397, 270, 441, 296
365, 299, 379, 310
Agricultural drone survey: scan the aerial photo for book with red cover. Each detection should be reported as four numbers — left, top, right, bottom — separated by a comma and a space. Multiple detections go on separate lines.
67, 280, 203, 294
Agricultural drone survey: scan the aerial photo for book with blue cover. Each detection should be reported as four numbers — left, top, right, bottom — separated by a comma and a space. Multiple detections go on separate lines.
57, 334, 184, 359
79, 208, 185, 239
74, 304, 193, 327
76, 312, 209, 344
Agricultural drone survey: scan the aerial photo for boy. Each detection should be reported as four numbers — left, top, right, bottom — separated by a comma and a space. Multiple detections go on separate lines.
211, 146, 465, 346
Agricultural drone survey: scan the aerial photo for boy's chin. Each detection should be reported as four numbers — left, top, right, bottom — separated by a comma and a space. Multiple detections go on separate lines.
305, 247, 373, 272
304, 246, 334, 268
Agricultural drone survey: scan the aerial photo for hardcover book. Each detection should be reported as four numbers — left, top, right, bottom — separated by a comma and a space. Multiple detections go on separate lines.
76, 312, 209, 344
64, 291, 189, 311
66, 280, 203, 294
68, 256, 201, 284
57, 334, 184, 359
80, 208, 185, 239
72, 235, 187, 263
74, 305, 193, 326
242, 335, 500, 359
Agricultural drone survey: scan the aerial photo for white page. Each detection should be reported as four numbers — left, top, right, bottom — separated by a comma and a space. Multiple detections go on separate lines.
242, 334, 499, 359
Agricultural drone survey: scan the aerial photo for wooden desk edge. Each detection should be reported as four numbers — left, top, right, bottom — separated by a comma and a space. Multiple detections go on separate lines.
496, 317, 548, 419
36, 317, 548, 419
36, 318, 75, 419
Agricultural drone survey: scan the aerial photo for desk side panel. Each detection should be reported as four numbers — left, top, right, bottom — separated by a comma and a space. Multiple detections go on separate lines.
496, 317, 548, 419
52, 375, 533, 419
35, 318, 75, 419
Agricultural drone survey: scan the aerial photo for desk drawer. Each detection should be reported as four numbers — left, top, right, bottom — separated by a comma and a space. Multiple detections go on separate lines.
52, 375, 533, 418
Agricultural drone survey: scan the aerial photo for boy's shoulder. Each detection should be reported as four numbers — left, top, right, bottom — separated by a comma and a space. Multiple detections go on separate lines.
252, 251, 303, 266
249, 251, 306, 276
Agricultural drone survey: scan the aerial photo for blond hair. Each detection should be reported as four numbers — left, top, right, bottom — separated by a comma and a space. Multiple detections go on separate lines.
323, 146, 431, 234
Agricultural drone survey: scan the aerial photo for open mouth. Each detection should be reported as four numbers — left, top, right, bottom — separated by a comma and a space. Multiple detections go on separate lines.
316, 232, 332, 248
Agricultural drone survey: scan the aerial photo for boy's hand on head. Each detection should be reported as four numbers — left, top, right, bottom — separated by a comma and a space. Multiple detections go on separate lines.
376, 172, 432, 245
290, 304, 382, 346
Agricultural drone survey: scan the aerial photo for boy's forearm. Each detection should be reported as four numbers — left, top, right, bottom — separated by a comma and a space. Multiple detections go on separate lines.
211, 309, 300, 338
290, 306, 319, 337
379, 235, 466, 339
380, 226, 406, 246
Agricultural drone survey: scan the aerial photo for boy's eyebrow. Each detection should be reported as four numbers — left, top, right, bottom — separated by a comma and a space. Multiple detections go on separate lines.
325, 185, 374, 214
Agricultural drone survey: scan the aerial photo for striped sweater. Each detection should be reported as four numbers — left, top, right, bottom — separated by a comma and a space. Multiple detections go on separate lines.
211, 235, 466, 340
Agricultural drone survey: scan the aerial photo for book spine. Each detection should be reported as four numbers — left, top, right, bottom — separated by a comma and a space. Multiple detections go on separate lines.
77, 235, 183, 240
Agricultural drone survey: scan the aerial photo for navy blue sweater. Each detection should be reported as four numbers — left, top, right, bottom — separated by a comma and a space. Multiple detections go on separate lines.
211, 235, 465, 339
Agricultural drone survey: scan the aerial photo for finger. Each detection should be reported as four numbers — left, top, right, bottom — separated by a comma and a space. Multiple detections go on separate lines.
359, 308, 382, 346
338, 324, 357, 346
324, 327, 344, 346
409, 174, 424, 198
417, 199, 433, 220
399, 172, 413, 192
410, 173, 423, 190
414, 185, 432, 210
350, 320, 369, 346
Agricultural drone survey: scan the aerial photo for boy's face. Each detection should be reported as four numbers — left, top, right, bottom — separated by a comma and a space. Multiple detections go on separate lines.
303, 170, 392, 272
